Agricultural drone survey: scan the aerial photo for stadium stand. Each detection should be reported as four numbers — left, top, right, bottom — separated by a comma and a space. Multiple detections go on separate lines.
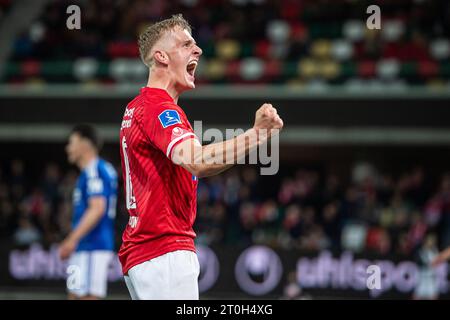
2, 0, 450, 87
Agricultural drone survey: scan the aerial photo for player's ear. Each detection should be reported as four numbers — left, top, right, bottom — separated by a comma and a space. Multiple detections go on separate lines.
153, 50, 169, 66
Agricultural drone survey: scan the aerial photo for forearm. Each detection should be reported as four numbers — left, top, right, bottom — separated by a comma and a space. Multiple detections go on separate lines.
193, 128, 264, 177
173, 102, 283, 178
68, 208, 104, 243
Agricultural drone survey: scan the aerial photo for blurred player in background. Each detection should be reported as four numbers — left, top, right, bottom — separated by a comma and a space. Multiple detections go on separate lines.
413, 233, 440, 300
59, 124, 118, 300
119, 14, 283, 300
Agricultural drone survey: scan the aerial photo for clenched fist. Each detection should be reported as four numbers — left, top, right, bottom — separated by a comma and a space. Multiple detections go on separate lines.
253, 103, 284, 132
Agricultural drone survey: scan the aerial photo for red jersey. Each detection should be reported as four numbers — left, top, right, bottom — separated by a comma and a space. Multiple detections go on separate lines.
118, 87, 199, 274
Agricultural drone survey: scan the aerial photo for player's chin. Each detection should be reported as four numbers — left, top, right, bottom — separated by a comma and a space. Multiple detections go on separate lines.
184, 74, 196, 89
67, 154, 76, 164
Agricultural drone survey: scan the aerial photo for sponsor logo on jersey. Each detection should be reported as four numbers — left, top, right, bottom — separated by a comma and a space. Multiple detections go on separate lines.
87, 178, 104, 194
121, 108, 135, 130
128, 216, 138, 228
172, 127, 184, 137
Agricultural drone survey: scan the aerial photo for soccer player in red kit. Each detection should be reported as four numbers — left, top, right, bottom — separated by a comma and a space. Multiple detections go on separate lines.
119, 14, 283, 300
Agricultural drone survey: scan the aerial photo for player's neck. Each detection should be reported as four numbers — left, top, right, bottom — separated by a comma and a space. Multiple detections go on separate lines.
146, 72, 180, 103
78, 152, 97, 170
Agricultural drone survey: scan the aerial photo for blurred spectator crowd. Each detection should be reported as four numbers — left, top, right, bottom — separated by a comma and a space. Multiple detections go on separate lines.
2, 0, 450, 89
1, 157, 450, 258
196, 163, 450, 257
0, 0, 11, 22
0, 159, 127, 247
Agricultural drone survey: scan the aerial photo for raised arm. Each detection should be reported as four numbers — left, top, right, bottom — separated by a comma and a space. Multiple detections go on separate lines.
172, 103, 283, 178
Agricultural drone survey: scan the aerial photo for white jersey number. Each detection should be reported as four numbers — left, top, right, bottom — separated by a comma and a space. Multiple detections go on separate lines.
122, 136, 136, 210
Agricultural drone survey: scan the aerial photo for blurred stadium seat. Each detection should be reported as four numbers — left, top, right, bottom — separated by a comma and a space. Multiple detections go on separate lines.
1, 0, 450, 87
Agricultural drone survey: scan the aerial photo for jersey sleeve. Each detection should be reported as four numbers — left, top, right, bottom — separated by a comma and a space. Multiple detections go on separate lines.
86, 167, 109, 199
143, 103, 200, 161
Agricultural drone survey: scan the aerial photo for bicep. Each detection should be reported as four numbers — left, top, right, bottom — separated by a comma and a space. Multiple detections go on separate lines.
171, 138, 203, 174
88, 196, 107, 215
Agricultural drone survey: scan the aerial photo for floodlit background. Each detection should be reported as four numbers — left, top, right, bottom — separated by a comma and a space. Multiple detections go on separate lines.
1, 0, 450, 299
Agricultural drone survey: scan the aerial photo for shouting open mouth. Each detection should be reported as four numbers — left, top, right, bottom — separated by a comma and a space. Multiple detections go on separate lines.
186, 60, 198, 81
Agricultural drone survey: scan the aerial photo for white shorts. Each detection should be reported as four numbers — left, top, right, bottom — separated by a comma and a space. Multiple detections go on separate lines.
124, 250, 200, 300
66, 250, 113, 298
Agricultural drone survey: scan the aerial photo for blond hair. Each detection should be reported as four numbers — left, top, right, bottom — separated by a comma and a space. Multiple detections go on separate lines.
138, 14, 192, 68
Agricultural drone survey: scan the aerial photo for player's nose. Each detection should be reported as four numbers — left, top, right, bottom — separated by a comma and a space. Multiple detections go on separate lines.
193, 44, 202, 57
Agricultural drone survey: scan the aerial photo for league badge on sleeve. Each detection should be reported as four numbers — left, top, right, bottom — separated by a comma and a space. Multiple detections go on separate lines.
158, 109, 182, 128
